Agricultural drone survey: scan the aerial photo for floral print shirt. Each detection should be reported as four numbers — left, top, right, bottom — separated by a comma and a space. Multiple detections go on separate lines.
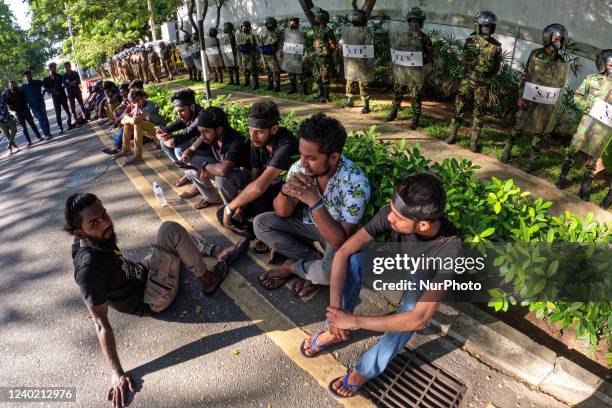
287, 155, 371, 225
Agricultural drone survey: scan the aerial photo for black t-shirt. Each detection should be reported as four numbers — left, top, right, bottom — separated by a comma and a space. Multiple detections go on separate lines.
164, 105, 201, 146
5, 89, 28, 113
63, 71, 82, 97
72, 238, 148, 316
43, 74, 67, 98
211, 127, 251, 169
250, 127, 298, 171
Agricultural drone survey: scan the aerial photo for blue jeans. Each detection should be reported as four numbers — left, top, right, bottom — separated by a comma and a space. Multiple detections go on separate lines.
31, 106, 51, 137
113, 127, 123, 147
160, 138, 192, 162
342, 253, 419, 379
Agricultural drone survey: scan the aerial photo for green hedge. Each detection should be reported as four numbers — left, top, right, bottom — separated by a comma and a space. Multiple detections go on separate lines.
146, 86, 610, 362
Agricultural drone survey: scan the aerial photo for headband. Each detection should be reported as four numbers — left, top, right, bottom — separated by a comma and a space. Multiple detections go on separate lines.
391, 190, 428, 221
197, 110, 223, 129
247, 116, 277, 129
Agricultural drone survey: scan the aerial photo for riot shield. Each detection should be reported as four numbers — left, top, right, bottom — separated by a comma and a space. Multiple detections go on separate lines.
176, 43, 194, 68
342, 26, 375, 82
219, 34, 237, 67
204, 36, 223, 68
572, 83, 612, 157
518, 56, 568, 134
389, 21, 425, 88
280, 29, 304, 74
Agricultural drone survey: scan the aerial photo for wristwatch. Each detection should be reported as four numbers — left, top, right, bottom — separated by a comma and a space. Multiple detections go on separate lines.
224, 205, 235, 216
202, 161, 209, 171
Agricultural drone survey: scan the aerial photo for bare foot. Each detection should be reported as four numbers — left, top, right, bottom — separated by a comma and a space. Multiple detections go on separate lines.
302, 330, 344, 357
331, 370, 367, 397
258, 260, 294, 289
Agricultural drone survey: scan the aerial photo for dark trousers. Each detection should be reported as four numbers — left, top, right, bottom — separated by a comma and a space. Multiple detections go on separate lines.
68, 92, 87, 120
15, 109, 42, 143
52, 95, 73, 130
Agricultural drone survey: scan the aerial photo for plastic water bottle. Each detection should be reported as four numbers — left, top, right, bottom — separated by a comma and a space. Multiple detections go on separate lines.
153, 182, 169, 206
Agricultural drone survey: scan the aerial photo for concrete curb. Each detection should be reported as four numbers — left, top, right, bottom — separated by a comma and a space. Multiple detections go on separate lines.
360, 288, 611, 407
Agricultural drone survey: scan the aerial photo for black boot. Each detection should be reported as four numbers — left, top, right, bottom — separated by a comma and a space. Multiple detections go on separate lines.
499, 140, 514, 163
600, 187, 612, 209
409, 113, 420, 130
445, 124, 459, 144
385, 103, 400, 122
579, 174, 594, 201
323, 86, 330, 103
267, 73, 274, 90
274, 78, 281, 92
302, 81, 309, 95
253, 73, 260, 90
361, 98, 371, 114
556, 159, 573, 189
346, 96, 354, 108
288, 78, 297, 94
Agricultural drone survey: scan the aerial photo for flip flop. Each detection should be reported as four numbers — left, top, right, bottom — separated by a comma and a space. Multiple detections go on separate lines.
257, 270, 290, 290
175, 175, 189, 187
291, 278, 318, 298
300, 332, 328, 358
202, 262, 229, 296
220, 239, 250, 266
179, 186, 200, 199
195, 198, 223, 210
253, 240, 270, 254
328, 370, 365, 399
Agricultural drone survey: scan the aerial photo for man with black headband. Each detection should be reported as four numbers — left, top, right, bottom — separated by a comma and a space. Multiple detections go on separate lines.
156, 89, 204, 190
64, 193, 248, 408
179, 107, 251, 210
220, 100, 298, 238
300, 173, 460, 398
254, 113, 370, 298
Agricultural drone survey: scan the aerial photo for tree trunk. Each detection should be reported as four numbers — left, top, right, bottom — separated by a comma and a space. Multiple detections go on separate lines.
362, 0, 377, 17
214, 0, 224, 30
297, 0, 316, 27
187, 0, 199, 41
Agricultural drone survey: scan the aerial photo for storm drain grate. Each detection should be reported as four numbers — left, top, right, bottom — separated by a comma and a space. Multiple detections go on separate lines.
65, 165, 109, 188
365, 349, 466, 408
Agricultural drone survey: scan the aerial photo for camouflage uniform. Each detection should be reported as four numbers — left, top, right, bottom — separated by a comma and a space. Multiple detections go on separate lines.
236, 31, 260, 88
146, 48, 160, 83
501, 48, 566, 170
260, 29, 282, 91
557, 74, 612, 200
312, 26, 336, 101
387, 31, 433, 128
447, 33, 502, 151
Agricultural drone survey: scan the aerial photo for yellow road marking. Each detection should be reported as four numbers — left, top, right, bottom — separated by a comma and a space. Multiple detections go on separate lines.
94, 128, 374, 407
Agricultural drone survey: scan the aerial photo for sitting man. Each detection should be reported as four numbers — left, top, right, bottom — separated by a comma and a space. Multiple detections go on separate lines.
220, 100, 298, 241
113, 89, 165, 165
65, 193, 248, 407
155, 89, 204, 191
254, 113, 370, 297
179, 107, 252, 209
102, 82, 131, 156
101, 81, 122, 126
301, 173, 460, 398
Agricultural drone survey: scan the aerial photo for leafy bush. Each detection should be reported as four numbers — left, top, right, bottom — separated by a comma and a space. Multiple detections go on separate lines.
144, 86, 609, 358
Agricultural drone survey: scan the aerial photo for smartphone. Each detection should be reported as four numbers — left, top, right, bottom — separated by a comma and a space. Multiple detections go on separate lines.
173, 161, 199, 171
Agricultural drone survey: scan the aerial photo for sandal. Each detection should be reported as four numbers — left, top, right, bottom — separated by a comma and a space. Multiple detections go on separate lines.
300, 332, 329, 358
202, 262, 229, 296
218, 239, 250, 266
195, 197, 223, 210
253, 240, 270, 254
328, 370, 365, 398
291, 278, 318, 298
257, 270, 290, 290
179, 185, 200, 199
175, 175, 189, 187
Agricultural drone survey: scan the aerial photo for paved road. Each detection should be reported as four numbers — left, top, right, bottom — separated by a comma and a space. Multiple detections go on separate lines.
0, 97, 569, 408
